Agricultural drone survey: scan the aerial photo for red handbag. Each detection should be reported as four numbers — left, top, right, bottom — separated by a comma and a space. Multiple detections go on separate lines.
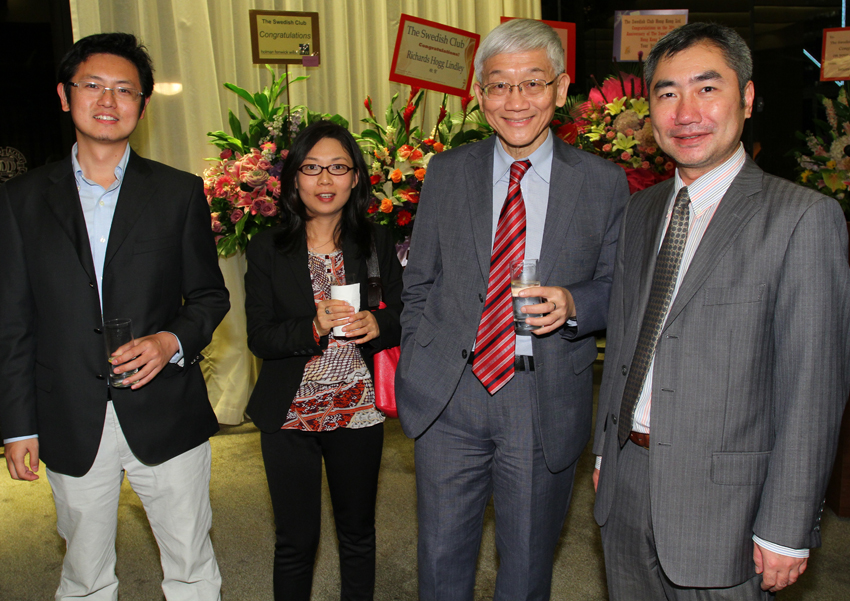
367, 250, 400, 418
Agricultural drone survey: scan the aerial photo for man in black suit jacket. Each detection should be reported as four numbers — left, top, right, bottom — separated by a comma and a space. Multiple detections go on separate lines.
0, 33, 229, 599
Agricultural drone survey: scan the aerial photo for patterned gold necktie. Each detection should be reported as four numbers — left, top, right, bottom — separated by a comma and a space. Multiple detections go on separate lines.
618, 186, 691, 447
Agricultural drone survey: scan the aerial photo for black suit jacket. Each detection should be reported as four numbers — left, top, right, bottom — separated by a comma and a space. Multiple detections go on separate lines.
244, 225, 403, 432
0, 150, 230, 476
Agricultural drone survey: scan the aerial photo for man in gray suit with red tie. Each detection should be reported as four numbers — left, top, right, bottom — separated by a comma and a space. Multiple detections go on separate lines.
0, 33, 228, 599
593, 23, 850, 599
396, 19, 629, 601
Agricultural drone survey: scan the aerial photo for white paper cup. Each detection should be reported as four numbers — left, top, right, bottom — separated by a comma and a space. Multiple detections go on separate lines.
330, 284, 360, 337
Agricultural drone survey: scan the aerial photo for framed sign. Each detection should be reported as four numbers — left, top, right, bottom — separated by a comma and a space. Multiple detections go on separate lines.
389, 14, 479, 97
822, 28, 850, 81
613, 10, 688, 62
500, 18, 576, 83
249, 10, 320, 65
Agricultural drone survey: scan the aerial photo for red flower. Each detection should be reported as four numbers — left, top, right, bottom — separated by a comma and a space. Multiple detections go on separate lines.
408, 86, 421, 103
219, 148, 233, 160
370, 174, 382, 185
364, 96, 374, 118
367, 200, 379, 214
555, 122, 579, 145
436, 105, 448, 128
461, 94, 474, 112
589, 72, 645, 107
399, 189, 420, 204
402, 104, 416, 132
396, 210, 412, 226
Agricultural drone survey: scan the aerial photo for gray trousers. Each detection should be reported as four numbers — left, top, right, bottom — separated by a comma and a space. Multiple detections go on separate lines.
414, 364, 577, 601
601, 439, 773, 601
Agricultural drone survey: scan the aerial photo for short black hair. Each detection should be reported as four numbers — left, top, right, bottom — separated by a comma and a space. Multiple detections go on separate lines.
645, 22, 752, 104
57, 32, 154, 117
274, 121, 373, 257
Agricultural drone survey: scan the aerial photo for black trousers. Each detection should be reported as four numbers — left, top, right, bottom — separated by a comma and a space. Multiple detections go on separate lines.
261, 423, 384, 601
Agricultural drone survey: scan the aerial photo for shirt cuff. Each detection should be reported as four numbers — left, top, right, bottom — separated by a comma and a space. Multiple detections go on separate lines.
3, 434, 38, 444
595, 455, 602, 470
752, 535, 809, 558
158, 331, 183, 364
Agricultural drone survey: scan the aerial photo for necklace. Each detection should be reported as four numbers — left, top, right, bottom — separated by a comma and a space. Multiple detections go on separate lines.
308, 238, 336, 253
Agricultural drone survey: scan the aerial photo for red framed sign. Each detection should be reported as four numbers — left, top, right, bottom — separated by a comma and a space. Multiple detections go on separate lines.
499, 17, 576, 83
822, 27, 850, 81
389, 14, 480, 97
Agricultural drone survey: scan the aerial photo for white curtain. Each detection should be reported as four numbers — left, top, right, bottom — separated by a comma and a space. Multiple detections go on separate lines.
69, 0, 541, 423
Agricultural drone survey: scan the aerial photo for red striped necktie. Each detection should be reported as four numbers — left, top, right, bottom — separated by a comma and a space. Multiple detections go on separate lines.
472, 159, 531, 394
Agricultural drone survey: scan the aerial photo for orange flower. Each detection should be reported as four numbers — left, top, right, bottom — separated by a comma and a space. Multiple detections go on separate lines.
380, 198, 394, 213
433, 142, 445, 153
414, 168, 426, 181
390, 169, 404, 183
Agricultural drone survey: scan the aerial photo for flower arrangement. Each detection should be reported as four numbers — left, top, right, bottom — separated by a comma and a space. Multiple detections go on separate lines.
205, 65, 348, 256
553, 71, 675, 193
355, 87, 492, 242
794, 86, 850, 217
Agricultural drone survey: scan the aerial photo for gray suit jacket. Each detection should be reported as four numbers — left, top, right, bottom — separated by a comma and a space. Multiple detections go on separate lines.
396, 135, 629, 473
593, 157, 850, 587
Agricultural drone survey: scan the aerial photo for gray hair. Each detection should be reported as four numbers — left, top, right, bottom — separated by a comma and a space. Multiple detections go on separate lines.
645, 22, 753, 104
474, 19, 564, 83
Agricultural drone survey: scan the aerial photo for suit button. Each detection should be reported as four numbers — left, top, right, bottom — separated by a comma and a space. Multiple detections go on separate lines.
479, 293, 484, 302
462, 350, 468, 359
612, 415, 617, 425
96, 374, 105, 380
89, 282, 95, 288
621, 365, 627, 375
94, 328, 102, 334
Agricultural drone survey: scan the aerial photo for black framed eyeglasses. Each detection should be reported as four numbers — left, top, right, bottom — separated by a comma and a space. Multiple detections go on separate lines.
70, 81, 144, 102
297, 164, 354, 176
481, 78, 558, 99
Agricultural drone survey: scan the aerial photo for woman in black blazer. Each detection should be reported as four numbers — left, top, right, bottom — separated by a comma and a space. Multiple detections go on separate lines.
244, 121, 403, 601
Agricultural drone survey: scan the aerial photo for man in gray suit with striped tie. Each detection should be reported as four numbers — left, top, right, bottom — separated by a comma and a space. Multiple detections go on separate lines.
593, 22, 850, 600
397, 18, 629, 601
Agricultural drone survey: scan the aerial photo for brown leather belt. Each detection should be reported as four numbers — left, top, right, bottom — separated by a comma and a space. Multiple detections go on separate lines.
629, 431, 650, 449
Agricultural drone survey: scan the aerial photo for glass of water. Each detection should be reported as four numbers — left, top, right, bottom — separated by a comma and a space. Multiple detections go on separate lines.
103, 318, 140, 388
510, 259, 542, 335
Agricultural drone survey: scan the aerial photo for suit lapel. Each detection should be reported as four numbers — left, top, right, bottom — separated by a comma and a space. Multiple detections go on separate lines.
104, 150, 155, 270
465, 137, 498, 282
538, 141, 584, 285
664, 158, 763, 326
625, 181, 674, 324
288, 235, 315, 307
44, 159, 98, 286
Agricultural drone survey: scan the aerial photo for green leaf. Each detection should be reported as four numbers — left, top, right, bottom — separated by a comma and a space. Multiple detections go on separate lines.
243, 105, 259, 121
359, 129, 384, 144
253, 93, 270, 119
327, 113, 349, 129
228, 110, 243, 139
224, 83, 255, 107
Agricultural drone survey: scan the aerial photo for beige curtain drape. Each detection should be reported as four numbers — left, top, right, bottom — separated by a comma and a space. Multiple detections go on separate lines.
69, 0, 541, 423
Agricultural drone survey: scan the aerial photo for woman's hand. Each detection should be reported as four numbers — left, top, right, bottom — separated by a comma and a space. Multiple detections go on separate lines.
344, 310, 380, 344
314, 300, 355, 337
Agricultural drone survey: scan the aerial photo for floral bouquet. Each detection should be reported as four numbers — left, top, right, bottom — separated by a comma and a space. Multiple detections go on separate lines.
205, 65, 348, 256
553, 71, 675, 193
794, 86, 850, 218
355, 87, 492, 242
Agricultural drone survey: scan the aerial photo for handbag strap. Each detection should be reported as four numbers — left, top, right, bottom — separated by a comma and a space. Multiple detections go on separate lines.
366, 240, 383, 310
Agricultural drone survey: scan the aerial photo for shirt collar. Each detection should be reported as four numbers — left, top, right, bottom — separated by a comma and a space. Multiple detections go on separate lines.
673, 143, 746, 215
72, 142, 132, 188
492, 129, 554, 186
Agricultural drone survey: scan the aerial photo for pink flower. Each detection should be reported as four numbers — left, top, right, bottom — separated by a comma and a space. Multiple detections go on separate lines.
230, 209, 244, 223
260, 142, 276, 153
215, 175, 235, 197
602, 144, 613, 153
655, 156, 664, 165
266, 176, 281, 198
641, 161, 650, 170
257, 159, 272, 171
220, 148, 233, 160
620, 151, 632, 161
664, 162, 675, 172
251, 199, 264, 215
281, 149, 289, 160
243, 169, 270, 188
606, 131, 616, 140
259, 201, 277, 217
236, 191, 253, 207
625, 128, 634, 137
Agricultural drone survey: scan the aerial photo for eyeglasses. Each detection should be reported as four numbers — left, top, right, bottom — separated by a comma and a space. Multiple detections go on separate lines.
70, 81, 144, 102
481, 78, 558, 99
297, 164, 354, 176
